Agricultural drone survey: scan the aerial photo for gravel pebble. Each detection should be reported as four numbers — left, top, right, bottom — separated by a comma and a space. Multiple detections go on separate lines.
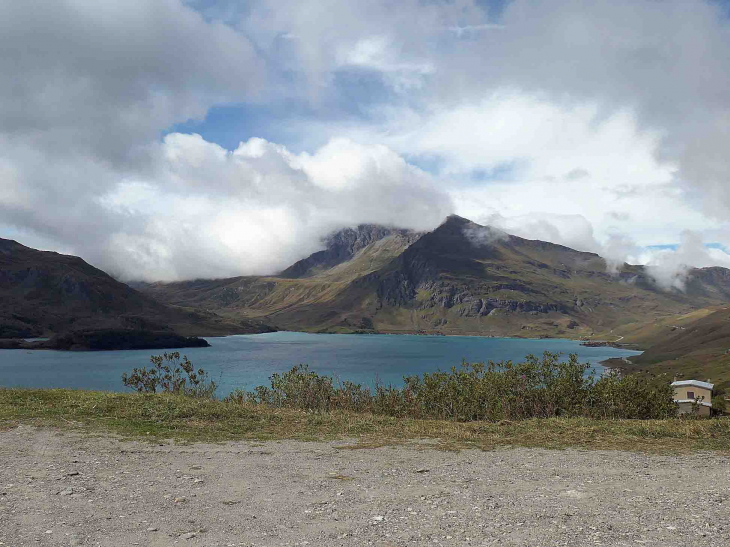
1, 426, 729, 546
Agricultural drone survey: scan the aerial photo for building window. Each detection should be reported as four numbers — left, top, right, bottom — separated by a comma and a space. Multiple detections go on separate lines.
687, 391, 695, 399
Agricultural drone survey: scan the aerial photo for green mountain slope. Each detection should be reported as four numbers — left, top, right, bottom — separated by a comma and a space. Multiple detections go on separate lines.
0, 238, 274, 338
137, 216, 730, 338
137, 225, 421, 331
613, 306, 730, 389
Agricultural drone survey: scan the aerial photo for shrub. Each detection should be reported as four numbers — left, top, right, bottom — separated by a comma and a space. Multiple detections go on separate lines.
122, 352, 216, 398
224, 353, 678, 421
398, 353, 594, 421
224, 365, 374, 413
586, 370, 676, 419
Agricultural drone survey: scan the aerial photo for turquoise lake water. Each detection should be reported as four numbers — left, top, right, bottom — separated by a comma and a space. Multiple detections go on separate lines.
0, 332, 642, 396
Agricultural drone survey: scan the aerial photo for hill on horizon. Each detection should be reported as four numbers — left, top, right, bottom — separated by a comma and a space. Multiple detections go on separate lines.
0, 237, 274, 339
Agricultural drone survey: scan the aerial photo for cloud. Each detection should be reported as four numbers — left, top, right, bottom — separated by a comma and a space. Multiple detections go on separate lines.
448, 24, 506, 37
607, 211, 630, 222
643, 231, 712, 291
478, 212, 603, 255
4, 0, 730, 283
93, 134, 452, 281
254, 0, 730, 246
462, 224, 508, 247
564, 168, 590, 181
0, 0, 457, 282
0, 0, 265, 167
602, 233, 641, 274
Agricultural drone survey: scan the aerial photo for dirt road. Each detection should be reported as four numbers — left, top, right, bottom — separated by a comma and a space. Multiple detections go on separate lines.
1, 426, 729, 546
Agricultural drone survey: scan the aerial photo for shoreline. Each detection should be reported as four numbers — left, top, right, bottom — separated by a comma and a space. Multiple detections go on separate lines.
0, 329, 210, 352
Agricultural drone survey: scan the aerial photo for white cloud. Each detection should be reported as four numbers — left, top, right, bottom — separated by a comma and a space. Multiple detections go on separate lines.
96, 134, 451, 281
476, 212, 601, 254
448, 24, 505, 37
642, 231, 725, 291
3, 0, 730, 284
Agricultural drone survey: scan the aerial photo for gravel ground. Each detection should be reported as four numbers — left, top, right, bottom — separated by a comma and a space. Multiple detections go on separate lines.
1, 426, 729, 546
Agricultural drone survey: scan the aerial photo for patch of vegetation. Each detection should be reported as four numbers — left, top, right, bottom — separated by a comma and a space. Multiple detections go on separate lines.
1, 388, 729, 452
1, 351, 721, 452
226, 352, 677, 421
122, 352, 217, 399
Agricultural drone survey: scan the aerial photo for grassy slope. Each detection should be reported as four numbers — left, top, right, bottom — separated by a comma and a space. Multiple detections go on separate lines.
613, 307, 730, 390
2, 388, 730, 452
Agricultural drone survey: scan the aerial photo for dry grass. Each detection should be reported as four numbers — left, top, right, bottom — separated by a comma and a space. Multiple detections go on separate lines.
1, 388, 729, 453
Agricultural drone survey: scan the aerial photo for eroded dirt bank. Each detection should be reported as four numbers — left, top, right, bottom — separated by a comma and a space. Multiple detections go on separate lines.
1, 426, 728, 546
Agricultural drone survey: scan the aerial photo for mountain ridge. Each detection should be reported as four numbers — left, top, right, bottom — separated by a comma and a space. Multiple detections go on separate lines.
0, 237, 275, 339
136, 217, 730, 339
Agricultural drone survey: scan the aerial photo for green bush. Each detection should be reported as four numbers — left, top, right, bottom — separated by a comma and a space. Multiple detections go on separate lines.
122, 352, 216, 399
224, 352, 677, 421
587, 370, 676, 419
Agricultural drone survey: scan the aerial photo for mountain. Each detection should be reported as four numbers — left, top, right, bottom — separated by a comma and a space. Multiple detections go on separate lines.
137, 216, 730, 338
280, 224, 423, 278
0, 238, 274, 339
137, 224, 422, 331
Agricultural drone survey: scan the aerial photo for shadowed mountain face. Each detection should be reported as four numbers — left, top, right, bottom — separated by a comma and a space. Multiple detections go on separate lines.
0, 238, 274, 338
137, 216, 730, 338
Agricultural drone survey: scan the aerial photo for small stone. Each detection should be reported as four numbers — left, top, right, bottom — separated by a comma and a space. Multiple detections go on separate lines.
67, 472, 80, 477
174, 497, 186, 503
415, 468, 430, 473
45, 530, 53, 534
560, 489, 586, 499
181, 532, 197, 540
58, 487, 73, 496
372, 515, 384, 522
146, 527, 158, 532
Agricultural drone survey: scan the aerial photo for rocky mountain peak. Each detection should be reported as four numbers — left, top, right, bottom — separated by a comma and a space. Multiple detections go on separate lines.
279, 223, 422, 279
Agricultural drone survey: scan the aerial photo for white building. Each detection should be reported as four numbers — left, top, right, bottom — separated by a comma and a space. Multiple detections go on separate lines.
671, 379, 713, 416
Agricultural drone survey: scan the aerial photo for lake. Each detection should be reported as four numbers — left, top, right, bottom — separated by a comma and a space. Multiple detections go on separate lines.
0, 332, 642, 396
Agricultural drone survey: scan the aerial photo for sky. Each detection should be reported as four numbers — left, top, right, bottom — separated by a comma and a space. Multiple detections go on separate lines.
3, 0, 730, 283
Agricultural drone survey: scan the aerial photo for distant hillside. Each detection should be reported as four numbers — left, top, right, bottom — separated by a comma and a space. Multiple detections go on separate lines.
0, 238, 275, 339
614, 306, 730, 390
137, 216, 730, 338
